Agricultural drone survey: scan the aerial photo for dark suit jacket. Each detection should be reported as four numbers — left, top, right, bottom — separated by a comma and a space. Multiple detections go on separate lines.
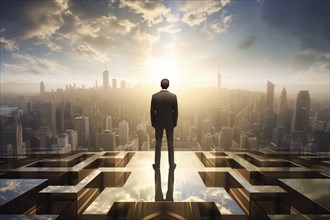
150, 90, 178, 129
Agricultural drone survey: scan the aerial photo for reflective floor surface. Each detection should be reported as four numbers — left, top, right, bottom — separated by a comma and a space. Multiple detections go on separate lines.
1, 150, 330, 219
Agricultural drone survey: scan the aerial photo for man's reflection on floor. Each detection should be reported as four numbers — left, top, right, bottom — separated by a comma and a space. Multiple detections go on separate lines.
154, 166, 175, 201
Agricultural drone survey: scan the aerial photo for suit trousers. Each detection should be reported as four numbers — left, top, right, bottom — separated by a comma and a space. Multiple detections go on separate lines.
154, 128, 174, 166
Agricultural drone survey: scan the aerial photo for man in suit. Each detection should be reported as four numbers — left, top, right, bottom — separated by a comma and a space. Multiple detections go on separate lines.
150, 78, 178, 169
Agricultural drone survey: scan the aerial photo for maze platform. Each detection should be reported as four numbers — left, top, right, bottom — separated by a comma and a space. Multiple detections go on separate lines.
0, 150, 329, 219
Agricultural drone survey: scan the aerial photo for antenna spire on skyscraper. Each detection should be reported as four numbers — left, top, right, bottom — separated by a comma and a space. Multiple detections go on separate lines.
217, 56, 221, 89
218, 56, 220, 74
104, 57, 107, 71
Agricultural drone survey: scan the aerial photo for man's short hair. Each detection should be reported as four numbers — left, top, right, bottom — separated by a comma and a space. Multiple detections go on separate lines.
161, 78, 169, 89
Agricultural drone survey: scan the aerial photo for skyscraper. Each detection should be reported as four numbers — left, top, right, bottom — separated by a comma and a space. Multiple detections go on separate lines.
103, 66, 109, 89
278, 88, 288, 128
74, 116, 90, 148
279, 88, 287, 115
263, 109, 276, 140
219, 126, 232, 150
217, 73, 221, 89
0, 123, 24, 155
56, 133, 70, 151
96, 130, 116, 151
202, 133, 213, 151
294, 90, 310, 135
266, 81, 274, 110
64, 102, 73, 130
40, 81, 45, 95
119, 120, 129, 146
40, 102, 56, 135
65, 129, 78, 151
217, 58, 221, 89
112, 78, 117, 89
102, 115, 112, 130
201, 119, 212, 149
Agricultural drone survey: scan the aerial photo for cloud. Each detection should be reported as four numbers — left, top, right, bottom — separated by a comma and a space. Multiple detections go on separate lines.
293, 49, 329, 82
0, 37, 19, 51
67, 0, 113, 20
119, 0, 170, 26
158, 24, 181, 34
294, 49, 329, 70
0, 0, 162, 66
2, 53, 71, 77
0, 0, 67, 51
0, 0, 65, 40
202, 14, 232, 40
166, 13, 180, 23
181, 0, 230, 26
237, 35, 256, 50
259, 1, 330, 53
73, 44, 106, 62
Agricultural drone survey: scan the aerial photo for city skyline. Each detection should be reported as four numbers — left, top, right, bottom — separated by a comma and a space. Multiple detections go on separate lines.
0, 0, 329, 97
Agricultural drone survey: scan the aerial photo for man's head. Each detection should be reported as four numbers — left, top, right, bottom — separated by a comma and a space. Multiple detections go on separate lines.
161, 78, 169, 89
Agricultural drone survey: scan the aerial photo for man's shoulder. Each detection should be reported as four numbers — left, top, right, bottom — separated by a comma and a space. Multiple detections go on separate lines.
152, 90, 176, 98
152, 91, 161, 97
167, 91, 176, 98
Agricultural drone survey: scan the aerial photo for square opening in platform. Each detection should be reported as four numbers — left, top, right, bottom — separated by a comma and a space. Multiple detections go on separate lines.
27, 154, 94, 168
107, 202, 221, 220
237, 154, 299, 167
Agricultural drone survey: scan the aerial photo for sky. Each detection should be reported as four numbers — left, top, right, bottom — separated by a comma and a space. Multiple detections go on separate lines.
0, 0, 329, 97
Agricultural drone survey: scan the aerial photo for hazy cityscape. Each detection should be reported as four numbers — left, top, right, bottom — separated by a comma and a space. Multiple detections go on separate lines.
0, 75, 329, 155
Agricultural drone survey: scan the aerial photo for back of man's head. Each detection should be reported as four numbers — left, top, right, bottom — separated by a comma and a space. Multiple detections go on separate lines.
161, 79, 169, 89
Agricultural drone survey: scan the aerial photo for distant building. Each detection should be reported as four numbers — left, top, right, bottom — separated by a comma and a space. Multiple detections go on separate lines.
219, 126, 232, 150
203, 133, 213, 151
183, 120, 192, 141
266, 81, 274, 110
273, 126, 285, 148
56, 104, 65, 134
217, 73, 221, 89
74, 116, 90, 148
64, 102, 73, 130
221, 109, 229, 126
103, 69, 109, 89
112, 78, 117, 89
248, 137, 257, 149
40, 102, 56, 135
291, 130, 306, 148
314, 130, 330, 152
294, 90, 310, 136
263, 109, 276, 140
65, 129, 78, 151
102, 115, 112, 130
0, 123, 24, 155
278, 88, 287, 127
33, 126, 52, 149
201, 119, 212, 149
119, 120, 129, 145
137, 129, 149, 151
54, 133, 71, 152
96, 130, 116, 151
40, 81, 45, 95
239, 133, 248, 148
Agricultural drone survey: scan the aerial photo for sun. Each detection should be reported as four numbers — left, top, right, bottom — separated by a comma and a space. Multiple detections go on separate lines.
149, 55, 184, 86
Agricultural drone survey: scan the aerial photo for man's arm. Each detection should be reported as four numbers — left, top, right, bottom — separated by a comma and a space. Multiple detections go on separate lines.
173, 95, 178, 127
150, 96, 156, 127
